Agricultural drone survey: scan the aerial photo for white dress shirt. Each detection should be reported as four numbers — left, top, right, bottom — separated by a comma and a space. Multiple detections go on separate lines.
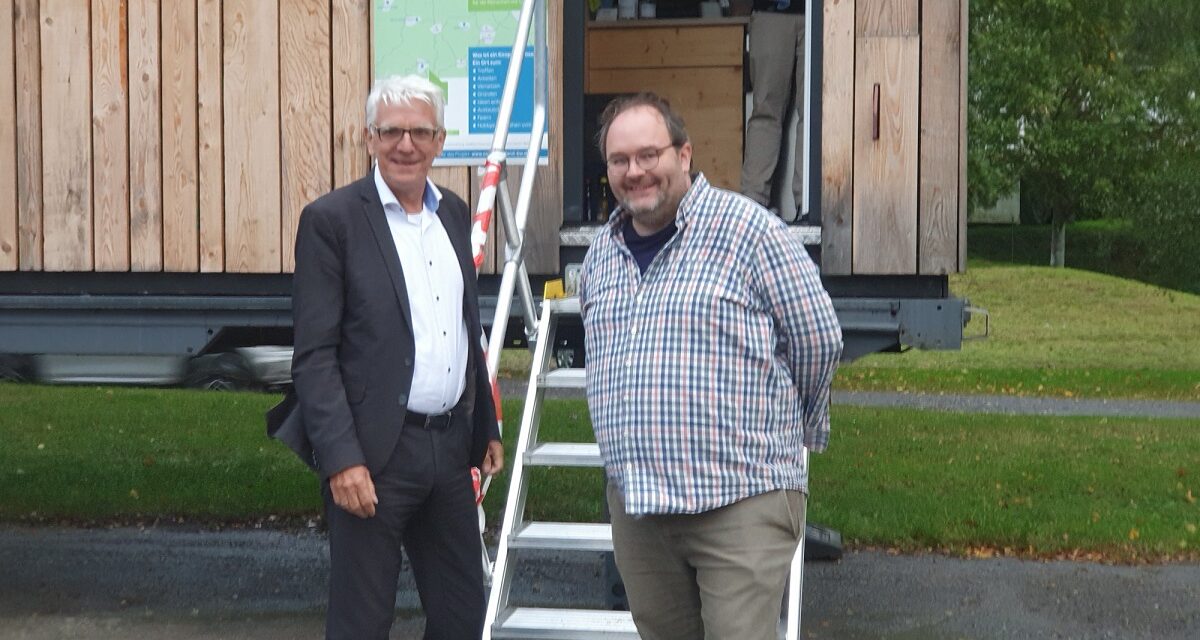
374, 167, 468, 414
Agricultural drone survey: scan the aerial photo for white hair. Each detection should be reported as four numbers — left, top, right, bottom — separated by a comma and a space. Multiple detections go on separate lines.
365, 74, 445, 129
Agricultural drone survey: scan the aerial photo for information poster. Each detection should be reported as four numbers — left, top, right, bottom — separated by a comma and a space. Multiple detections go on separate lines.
374, 0, 549, 165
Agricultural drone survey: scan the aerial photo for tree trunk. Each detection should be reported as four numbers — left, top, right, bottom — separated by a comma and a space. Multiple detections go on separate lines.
1050, 214, 1067, 267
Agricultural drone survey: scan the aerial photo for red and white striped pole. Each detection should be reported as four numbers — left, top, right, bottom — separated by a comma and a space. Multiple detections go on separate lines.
472, 158, 504, 513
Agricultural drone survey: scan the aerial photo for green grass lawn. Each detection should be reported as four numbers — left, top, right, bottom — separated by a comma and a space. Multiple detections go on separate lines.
838, 265, 1200, 400
3, 384, 1198, 562
0, 385, 314, 521
811, 406, 1200, 562
2, 264, 1197, 560
503, 265, 1200, 400
495, 400, 1200, 563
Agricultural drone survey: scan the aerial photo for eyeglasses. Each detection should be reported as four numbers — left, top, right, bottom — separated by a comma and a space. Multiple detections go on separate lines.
370, 124, 442, 145
605, 144, 678, 174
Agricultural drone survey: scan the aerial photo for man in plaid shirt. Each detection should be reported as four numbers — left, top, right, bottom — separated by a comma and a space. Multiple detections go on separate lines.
579, 92, 843, 639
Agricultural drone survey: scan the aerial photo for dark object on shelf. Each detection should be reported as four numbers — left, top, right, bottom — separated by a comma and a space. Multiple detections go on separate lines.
596, 176, 612, 222
652, 0, 702, 18
730, 0, 754, 16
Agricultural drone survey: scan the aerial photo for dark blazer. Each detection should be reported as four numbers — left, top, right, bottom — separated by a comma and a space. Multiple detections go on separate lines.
267, 176, 499, 479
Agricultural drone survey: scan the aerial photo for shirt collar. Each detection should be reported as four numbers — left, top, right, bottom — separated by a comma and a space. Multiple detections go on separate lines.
373, 164, 443, 216
675, 172, 707, 228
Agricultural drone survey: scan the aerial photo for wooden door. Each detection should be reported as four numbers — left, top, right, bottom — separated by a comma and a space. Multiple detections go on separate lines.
852, 0, 919, 275
822, 0, 967, 276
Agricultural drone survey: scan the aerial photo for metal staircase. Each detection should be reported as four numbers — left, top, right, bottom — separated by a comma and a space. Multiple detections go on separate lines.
484, 297, 638, 639
474, 0, 809, 636
483, 296, 810, 639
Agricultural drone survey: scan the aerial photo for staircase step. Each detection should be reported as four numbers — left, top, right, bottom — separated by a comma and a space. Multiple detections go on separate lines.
526, 442, 603, 467
561, 223, 820, 247
511, 522, 613, 552
544, 297, 581, 314
493, 607, 638, 639
538, 367, 586, 389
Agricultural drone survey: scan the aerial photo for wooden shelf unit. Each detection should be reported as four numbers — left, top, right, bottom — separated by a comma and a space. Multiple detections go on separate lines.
585, 19, 748, 191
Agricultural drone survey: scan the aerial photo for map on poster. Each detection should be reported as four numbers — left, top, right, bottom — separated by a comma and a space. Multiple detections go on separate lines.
374, 0, 548, 165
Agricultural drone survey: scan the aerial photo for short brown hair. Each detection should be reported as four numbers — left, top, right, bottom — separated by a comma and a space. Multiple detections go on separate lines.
596, 92, 689, 159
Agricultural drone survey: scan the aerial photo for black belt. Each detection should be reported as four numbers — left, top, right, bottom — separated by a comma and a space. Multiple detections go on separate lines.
404, 409, 454, 430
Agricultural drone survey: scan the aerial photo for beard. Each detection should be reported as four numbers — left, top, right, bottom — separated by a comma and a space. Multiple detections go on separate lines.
618, 185, 679, 234
620, 189, 667, 218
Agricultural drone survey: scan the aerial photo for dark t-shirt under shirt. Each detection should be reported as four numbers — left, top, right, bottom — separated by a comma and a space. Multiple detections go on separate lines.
622, 218, 678, 274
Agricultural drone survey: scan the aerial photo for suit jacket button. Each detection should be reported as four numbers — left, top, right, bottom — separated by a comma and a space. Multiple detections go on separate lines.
404, 358, 413, 367
398, 393, 408, 406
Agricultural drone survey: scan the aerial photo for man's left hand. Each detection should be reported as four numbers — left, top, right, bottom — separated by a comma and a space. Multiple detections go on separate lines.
481, 439, 504, 476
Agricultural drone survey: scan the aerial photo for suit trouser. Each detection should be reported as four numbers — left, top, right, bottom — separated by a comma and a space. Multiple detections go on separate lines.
323, 411, 484, 640
741, 10, 807, 212
608, 484, 806, 640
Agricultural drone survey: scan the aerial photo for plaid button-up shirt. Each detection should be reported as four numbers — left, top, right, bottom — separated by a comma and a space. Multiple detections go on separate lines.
579, 174, 843, 516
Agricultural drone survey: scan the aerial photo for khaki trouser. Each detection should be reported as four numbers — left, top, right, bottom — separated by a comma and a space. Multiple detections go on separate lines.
741, 10, 807, 213
608, 484, 806, 640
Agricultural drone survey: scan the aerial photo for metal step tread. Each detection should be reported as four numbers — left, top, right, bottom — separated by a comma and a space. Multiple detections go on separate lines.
562, 223, 821, 246
538, 367, 585, 389
525, 442, 603, 467
493, 606, 638, 639
544, 297, 581, 314
511, 521, 613, 551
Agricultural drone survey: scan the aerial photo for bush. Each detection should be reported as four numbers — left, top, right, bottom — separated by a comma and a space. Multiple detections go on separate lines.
969, 222, 1196, 294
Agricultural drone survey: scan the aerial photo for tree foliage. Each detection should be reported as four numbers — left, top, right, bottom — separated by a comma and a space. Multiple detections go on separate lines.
969, 0, 1200, 271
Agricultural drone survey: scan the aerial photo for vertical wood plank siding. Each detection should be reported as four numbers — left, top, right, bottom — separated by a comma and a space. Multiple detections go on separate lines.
856, 0, 919, 37
825, 0, 967, 275
223, 0, 282, 272
332, 0, 370, 189
958, 0, 970, 271
919, 0, 961, 275
852, 35, 919, 274
524, 0, 563, 274
40, 0, 92, 271
14, 0, 42, 270
91, 0, 131, 271
6, 1, 986, 277
162, 0, 200, 271
128, 0, 162, 271
0, 0, 17, 269
820, 0, 855, 275
280, 0, 332, 273
2, 1, 572, 276
197, 0, 224, 272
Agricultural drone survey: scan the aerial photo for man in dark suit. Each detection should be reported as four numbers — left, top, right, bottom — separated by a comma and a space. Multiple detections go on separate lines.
270, 74, 503, 640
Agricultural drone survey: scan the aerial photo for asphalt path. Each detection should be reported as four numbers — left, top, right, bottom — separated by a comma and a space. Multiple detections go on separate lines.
501, 377, 1200, 418
3, 525, 1200, 639
3, 386, 1199, 639
834, 391, 1200, 418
